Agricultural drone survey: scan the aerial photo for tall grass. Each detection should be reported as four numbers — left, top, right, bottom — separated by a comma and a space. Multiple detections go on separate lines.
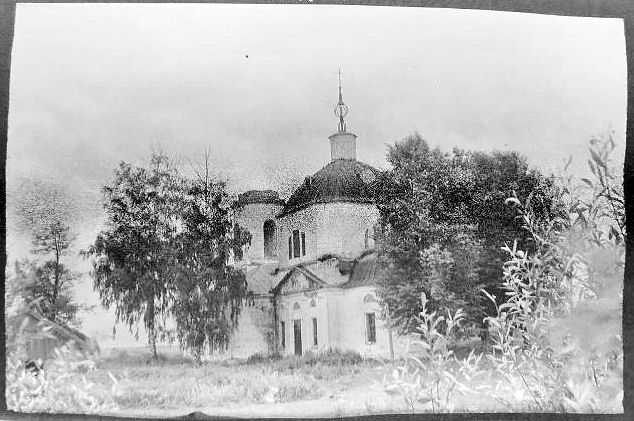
6, 345, 120, 413
85, 349, 370, 410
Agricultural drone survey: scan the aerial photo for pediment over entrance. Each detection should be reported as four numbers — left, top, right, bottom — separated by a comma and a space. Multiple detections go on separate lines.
274, 267, 324, 295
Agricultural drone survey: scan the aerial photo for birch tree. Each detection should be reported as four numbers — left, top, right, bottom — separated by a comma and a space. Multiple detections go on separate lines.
86, 152, 181, 359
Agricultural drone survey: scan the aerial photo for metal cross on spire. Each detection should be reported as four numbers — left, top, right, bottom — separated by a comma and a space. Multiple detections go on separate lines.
334, 68, 349, 132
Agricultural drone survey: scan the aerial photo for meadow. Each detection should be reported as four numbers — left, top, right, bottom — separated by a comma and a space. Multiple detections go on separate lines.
80, 346, 408, 418
7, 324, 620, 417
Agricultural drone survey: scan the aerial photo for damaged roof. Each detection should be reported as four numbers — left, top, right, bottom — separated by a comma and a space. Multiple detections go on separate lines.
251, 252, 382, 295
344, 251, 382, 288
245, 263, 288, 295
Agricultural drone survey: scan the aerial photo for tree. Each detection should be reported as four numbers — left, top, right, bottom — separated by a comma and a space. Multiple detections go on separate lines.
7, 220, 81, 326
20, 260, 79, 326
85, 152, 182, 359
169, 152, 250, 362
26, 220, 78, 323
9, 179, 81, 325
465, 149, 565, 291
373, 134, 483, 333
374, 133, 563, 333
6, 258, 79, 354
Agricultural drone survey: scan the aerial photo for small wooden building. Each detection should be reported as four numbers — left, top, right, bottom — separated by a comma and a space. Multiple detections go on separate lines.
16, 305, 100, 361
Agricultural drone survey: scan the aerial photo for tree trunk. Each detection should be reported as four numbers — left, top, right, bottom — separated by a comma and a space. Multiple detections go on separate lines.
148, 299, 158, 360
50, 244, 61, 322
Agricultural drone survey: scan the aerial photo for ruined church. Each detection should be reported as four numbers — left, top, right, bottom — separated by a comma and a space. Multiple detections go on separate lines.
230, 83, 405, 359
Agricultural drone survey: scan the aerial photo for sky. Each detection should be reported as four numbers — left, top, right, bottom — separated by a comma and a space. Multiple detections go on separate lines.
6, 3, 627, 347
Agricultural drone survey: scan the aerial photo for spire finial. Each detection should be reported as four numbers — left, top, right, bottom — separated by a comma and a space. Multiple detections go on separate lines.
334, 68, 349, 132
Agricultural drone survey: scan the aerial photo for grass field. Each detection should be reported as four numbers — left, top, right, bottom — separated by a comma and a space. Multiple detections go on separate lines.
86, 346, 411, 418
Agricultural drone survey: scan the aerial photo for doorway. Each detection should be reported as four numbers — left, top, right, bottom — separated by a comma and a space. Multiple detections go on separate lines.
293, 319, 302, 356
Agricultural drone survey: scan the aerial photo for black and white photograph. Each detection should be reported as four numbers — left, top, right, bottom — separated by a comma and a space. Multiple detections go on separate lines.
4, 2, 627, 417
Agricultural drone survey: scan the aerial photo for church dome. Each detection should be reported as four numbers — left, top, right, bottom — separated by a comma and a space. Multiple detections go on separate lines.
279, 159, 379, 216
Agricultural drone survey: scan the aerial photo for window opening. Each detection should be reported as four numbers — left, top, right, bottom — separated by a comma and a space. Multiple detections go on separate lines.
366, 312, 376, 343
312, 318, 318, 347
280, 321, 286, 348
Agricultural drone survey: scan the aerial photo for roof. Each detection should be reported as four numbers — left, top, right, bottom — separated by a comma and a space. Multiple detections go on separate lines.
279, 159, 379, 216
300, 259, 350, 287
19, 304, 100, 354
344, 251, 382, 288
269, 253, 379, 295
245, 263, 288, 295
237, 190, 285, 206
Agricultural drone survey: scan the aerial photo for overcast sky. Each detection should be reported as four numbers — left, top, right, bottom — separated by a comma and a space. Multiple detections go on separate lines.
6, 4, 626, 346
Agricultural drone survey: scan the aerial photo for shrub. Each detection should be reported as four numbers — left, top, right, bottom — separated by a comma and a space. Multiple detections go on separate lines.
245, 351, 281, 365
385, 292, 471, 412
302, 348, 364, 366
268, 348, 365, 373
383, 135, 623, 413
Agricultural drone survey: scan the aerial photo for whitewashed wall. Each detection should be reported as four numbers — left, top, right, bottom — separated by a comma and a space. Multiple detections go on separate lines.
275, 286, 408, 359
276, 288, 331, 356
235, 203, 283, 262
277, 202, 379, 266
326, 286, 408, 359
229, 297, 275, 358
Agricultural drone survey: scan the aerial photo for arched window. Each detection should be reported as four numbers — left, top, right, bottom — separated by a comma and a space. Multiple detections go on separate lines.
363, 294, 375, 305
364, 227, 374, 249
293, 302, 301, 310
263, 220, 276, 259
366, 312, 376, 343
310, 299, 316, 308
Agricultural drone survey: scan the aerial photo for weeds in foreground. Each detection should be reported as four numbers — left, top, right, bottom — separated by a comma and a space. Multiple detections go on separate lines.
384, 136, 624, 413
6, 345, 120, 413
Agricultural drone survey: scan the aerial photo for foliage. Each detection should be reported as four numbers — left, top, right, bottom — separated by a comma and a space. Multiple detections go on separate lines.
246, 351, 281, 365
375, 219, 482, 335
10, 219, 80, 325
10, 179, 82, 323
572, 132, 625, 246
6, 345, 119, 414
86, 150, 251, 361
170, 157, 250, 362
18, 259, 80, 326
386, 292, 468, 412
374, 133, 563, 333
277, 348, 365, 368
85, 152, 182, 358
31, 219, 74, 257
383, 135, 623, 413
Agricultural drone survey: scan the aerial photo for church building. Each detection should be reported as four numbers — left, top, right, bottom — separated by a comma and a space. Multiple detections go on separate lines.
230, 82, 405, 359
